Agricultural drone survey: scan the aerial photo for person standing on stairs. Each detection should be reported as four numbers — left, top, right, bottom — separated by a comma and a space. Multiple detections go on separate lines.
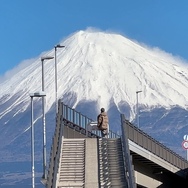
97, 108, 109, 138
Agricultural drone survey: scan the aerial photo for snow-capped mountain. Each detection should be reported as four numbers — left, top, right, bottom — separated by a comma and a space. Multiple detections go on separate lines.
1, 29, 188, 165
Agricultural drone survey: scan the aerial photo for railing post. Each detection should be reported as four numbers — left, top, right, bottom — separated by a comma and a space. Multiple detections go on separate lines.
120, 114, 136, 188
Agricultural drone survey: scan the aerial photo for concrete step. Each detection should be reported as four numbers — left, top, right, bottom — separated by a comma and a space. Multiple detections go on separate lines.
98, 138, 128, 187
55, 138, 85, 188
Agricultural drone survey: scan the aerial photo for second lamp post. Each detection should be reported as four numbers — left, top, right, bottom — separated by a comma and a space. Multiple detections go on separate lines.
54, 44, 65, 114
41, 56, 54, 181
30, 91, 46, 188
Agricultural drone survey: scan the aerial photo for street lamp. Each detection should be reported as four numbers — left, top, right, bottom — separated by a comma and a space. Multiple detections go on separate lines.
54, 44, 65, 114
30, 91, 46, 188
41, 56, 54, 91
136, 90, 142, 128
40, 56, 54, 181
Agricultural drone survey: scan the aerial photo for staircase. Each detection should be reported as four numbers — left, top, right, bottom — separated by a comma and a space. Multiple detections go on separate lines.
98, 138, 128, 188
56, 138, 85, 188
55, 138, 129, 188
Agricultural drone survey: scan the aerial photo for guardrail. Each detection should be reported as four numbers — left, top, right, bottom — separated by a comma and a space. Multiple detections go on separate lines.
61, 102, 119, 138
123, 116, 188, 170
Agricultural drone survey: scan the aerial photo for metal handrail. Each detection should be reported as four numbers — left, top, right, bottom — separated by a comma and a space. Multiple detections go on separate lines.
123, 117, 188, 170
61, 102, 119, 138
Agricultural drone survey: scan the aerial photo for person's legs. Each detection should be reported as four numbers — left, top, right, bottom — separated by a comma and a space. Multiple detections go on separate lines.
101, 129, 108, 138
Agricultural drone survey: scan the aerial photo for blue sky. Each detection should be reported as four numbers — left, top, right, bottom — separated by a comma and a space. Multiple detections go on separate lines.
0, 0, 188, 75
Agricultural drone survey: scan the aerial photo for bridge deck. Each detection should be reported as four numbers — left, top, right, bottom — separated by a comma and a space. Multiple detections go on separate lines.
46, 102, 188, 188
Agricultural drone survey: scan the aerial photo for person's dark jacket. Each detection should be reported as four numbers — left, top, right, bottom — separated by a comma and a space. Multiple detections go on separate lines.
97, 112, 108, 130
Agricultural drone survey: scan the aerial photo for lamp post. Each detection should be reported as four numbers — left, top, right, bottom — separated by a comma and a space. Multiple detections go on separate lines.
40, 56, 54, 181
30, 92, 46, 188
54, 44, 65, 114
136, 90, 142, 128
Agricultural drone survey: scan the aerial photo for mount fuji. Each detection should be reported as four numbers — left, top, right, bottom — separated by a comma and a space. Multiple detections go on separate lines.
1, 29, 188, 187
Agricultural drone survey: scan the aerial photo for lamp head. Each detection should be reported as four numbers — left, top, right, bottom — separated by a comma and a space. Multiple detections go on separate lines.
136, 90, 142, 94
55, 44, 65, 48
41, 56, 54, 61
30, 91, 46, 97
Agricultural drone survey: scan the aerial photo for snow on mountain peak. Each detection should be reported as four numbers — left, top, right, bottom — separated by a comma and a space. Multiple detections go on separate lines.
1, 29, 188, 120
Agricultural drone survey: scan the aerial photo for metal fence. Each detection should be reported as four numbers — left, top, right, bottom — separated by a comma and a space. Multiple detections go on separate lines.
123, 116, 188, 170
61, 102, 119, 138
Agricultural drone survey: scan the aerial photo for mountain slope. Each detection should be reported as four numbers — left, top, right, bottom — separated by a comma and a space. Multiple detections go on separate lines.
0, 29, 188, 161
1, 30, 188, 117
